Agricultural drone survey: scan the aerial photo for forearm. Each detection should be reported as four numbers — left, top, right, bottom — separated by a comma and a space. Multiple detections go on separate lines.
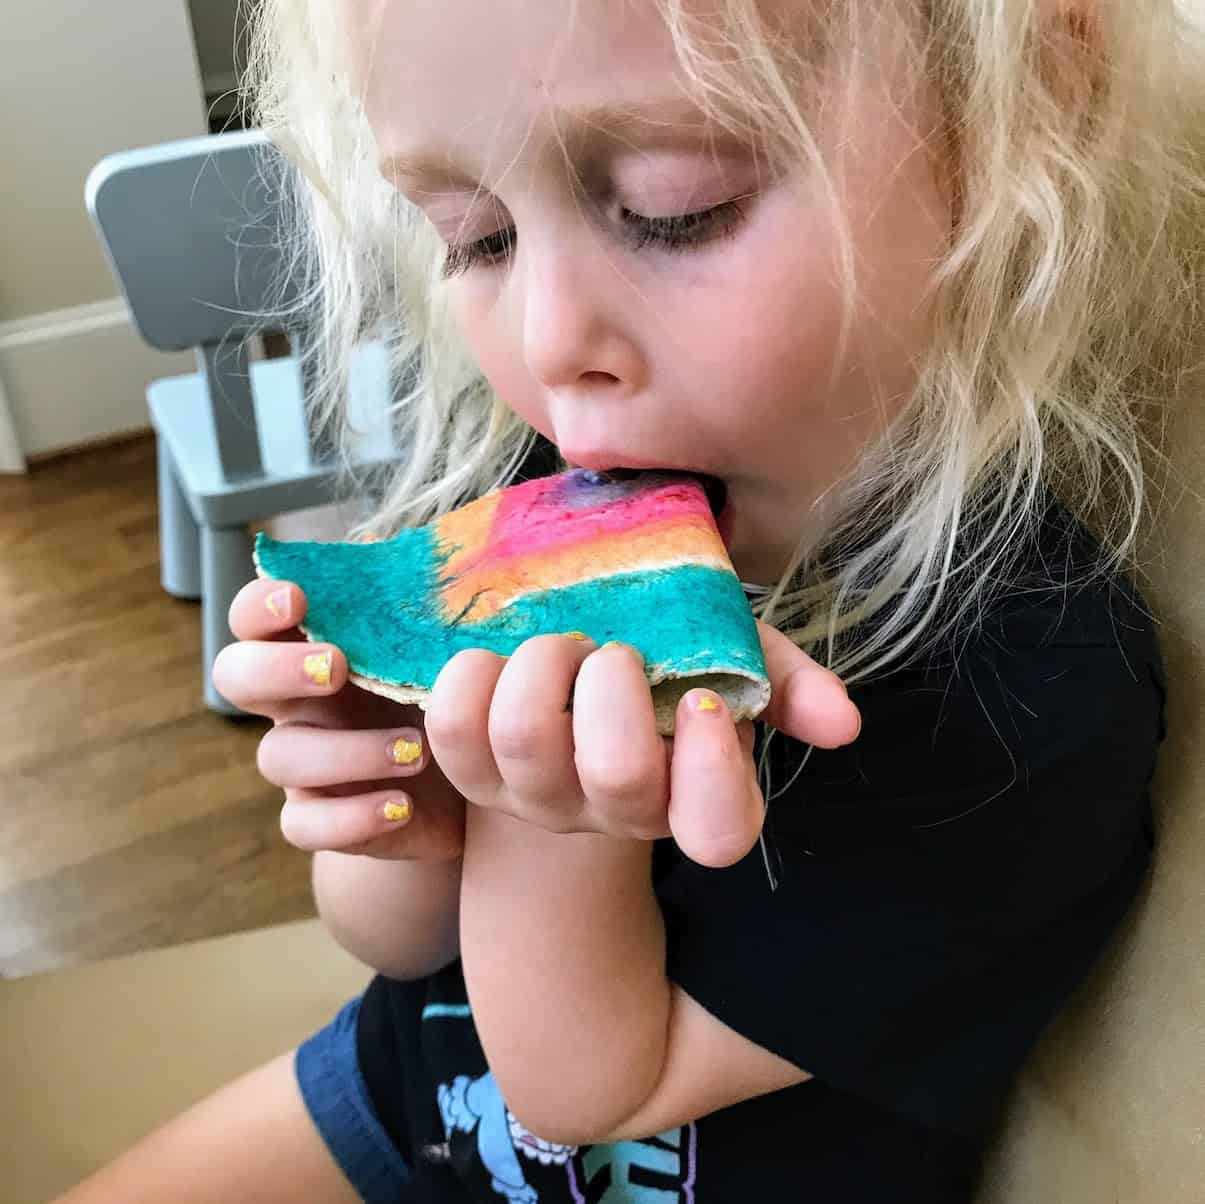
459, 808, 670, 1145
312, 851, 462, 981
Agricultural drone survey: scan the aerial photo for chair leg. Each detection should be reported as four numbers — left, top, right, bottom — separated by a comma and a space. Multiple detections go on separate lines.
156, 438, 202, 599
201, 524, 255, 715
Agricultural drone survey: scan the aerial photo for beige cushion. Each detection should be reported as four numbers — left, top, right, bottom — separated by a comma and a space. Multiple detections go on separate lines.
978, 404, 1205, 1202
0, 919, 370, 1204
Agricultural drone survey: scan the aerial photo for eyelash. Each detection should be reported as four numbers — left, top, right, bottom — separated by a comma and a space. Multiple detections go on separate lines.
440, 200, 747, 279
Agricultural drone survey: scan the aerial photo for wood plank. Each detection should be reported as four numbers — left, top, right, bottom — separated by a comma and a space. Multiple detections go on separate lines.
0, 436, 316, 977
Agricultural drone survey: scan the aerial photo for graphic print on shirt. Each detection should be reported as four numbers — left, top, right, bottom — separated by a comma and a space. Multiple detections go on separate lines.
566, 1125, 698, 1204
438, 1070, 574, 1204
427, 1004, 698, 1203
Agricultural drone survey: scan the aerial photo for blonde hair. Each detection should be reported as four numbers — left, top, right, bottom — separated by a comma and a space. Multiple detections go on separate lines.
241, 0, 1205, 683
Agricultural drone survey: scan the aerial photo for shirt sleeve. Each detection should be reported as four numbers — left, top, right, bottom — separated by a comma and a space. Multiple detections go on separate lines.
655, 575, 1164, 1137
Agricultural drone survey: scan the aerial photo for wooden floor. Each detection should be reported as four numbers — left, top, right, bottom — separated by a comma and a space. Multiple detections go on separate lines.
0, 437, 315, 979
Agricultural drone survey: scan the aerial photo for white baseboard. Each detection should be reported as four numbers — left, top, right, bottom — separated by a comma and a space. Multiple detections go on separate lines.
0, 299, 195, 460
0, 375, 24, 472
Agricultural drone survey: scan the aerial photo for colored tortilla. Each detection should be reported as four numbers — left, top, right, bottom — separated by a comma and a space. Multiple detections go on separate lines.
254, 469, 771, 734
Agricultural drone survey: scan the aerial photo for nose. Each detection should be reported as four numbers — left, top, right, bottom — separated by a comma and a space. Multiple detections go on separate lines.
519, 233, 646, 394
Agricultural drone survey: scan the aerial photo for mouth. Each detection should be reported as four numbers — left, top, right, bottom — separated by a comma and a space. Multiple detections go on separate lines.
582, 467, 729, 521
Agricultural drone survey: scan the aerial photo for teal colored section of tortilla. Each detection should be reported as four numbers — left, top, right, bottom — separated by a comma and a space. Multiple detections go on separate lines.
255, 529, 767, 690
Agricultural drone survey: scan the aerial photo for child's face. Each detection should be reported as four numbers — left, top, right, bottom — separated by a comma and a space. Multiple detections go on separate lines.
351, 0, 949, 582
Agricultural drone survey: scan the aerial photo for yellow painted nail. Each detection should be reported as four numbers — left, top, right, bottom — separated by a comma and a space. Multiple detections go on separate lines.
265, 587, 290, 620
383, 800, 412, 824
390, 737, 423, 766
692, 691, 722, 713
303, 651, 332, 687
564, 631, 590, 642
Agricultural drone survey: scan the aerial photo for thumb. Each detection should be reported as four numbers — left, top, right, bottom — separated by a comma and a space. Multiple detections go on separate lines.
756, 622, 861, 749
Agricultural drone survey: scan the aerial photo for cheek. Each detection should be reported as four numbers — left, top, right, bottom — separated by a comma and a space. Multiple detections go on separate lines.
687, 163, 940, 438
668, 194, 846, 421
450, 287, 548, 428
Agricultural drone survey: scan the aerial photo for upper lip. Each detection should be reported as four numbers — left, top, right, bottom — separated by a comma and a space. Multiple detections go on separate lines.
564, 452, 704, 474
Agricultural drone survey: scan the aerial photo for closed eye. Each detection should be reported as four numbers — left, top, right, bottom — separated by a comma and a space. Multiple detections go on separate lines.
440, 199, 749, 279
620, 200, 747, 252
442, 225, 515, 279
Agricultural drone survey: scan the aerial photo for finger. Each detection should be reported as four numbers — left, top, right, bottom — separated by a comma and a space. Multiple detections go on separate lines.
488, 634, 596, 810
425, 649, 508, 805
211, 640, 347, 717
757, 622, 861, 749
258, 722, 427, 790
282, 685, 427, 733
668, 690, 765, 868
572, 643, 670, 839
281, 787, 462, 859
229, 578, 308, 641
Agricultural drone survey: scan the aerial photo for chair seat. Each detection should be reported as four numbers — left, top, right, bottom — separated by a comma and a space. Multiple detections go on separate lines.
149, 339, 396, 528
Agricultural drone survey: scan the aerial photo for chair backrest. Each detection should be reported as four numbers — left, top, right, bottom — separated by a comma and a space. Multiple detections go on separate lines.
86, 129, 306, 480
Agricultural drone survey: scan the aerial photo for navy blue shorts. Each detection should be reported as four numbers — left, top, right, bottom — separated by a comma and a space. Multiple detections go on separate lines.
295, 996, 412, 1203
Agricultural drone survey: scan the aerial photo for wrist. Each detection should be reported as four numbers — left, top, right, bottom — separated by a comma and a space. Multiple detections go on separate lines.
458, 808, 668, 1139
463, 798, 648, 849
312, 851, 462, 980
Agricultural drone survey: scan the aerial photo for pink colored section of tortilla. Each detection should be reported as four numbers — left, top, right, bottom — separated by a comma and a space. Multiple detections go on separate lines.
458, 475, 713, 574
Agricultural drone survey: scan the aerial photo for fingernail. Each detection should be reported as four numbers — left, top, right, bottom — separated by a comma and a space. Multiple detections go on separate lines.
599, 641, 637, 658
265, 587, 291, 621
390, 736, 423, 766
303, 650, 333, 687
564, 631, 591, 642
689, 690, 723, 714
383, 799, 412, 824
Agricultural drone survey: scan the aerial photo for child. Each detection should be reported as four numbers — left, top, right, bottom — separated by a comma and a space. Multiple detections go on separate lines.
59, 0, 1199, 1200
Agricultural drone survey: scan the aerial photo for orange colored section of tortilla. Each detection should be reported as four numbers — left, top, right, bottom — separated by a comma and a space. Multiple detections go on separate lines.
434, 491, 502, 562
438, 513, 730, 622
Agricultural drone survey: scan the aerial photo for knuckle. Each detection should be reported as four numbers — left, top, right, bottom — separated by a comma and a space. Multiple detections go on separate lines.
255, 728, 287, 784
578, 754, 658, 804
423, 701, 478, 751
210, 643, 243, 696
281, 793, 364, 854
488, 712, 554, 762
277, 801, 314, 851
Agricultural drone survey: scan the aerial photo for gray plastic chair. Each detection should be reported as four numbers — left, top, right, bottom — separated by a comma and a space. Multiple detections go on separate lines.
85, 129, 398, 713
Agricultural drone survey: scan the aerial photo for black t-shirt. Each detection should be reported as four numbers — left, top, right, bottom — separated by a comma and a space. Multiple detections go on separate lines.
355, 502, 1165, 1203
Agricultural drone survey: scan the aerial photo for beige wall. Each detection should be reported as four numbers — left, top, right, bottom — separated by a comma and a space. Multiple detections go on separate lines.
0, 0, 207, 323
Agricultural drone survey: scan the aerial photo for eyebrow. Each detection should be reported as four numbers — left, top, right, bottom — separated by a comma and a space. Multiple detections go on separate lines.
378, 95, 741, 188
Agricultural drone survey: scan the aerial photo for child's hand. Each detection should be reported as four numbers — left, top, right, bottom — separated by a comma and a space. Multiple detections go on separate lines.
213, 580, 467, 861
424, 626, 860, 868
